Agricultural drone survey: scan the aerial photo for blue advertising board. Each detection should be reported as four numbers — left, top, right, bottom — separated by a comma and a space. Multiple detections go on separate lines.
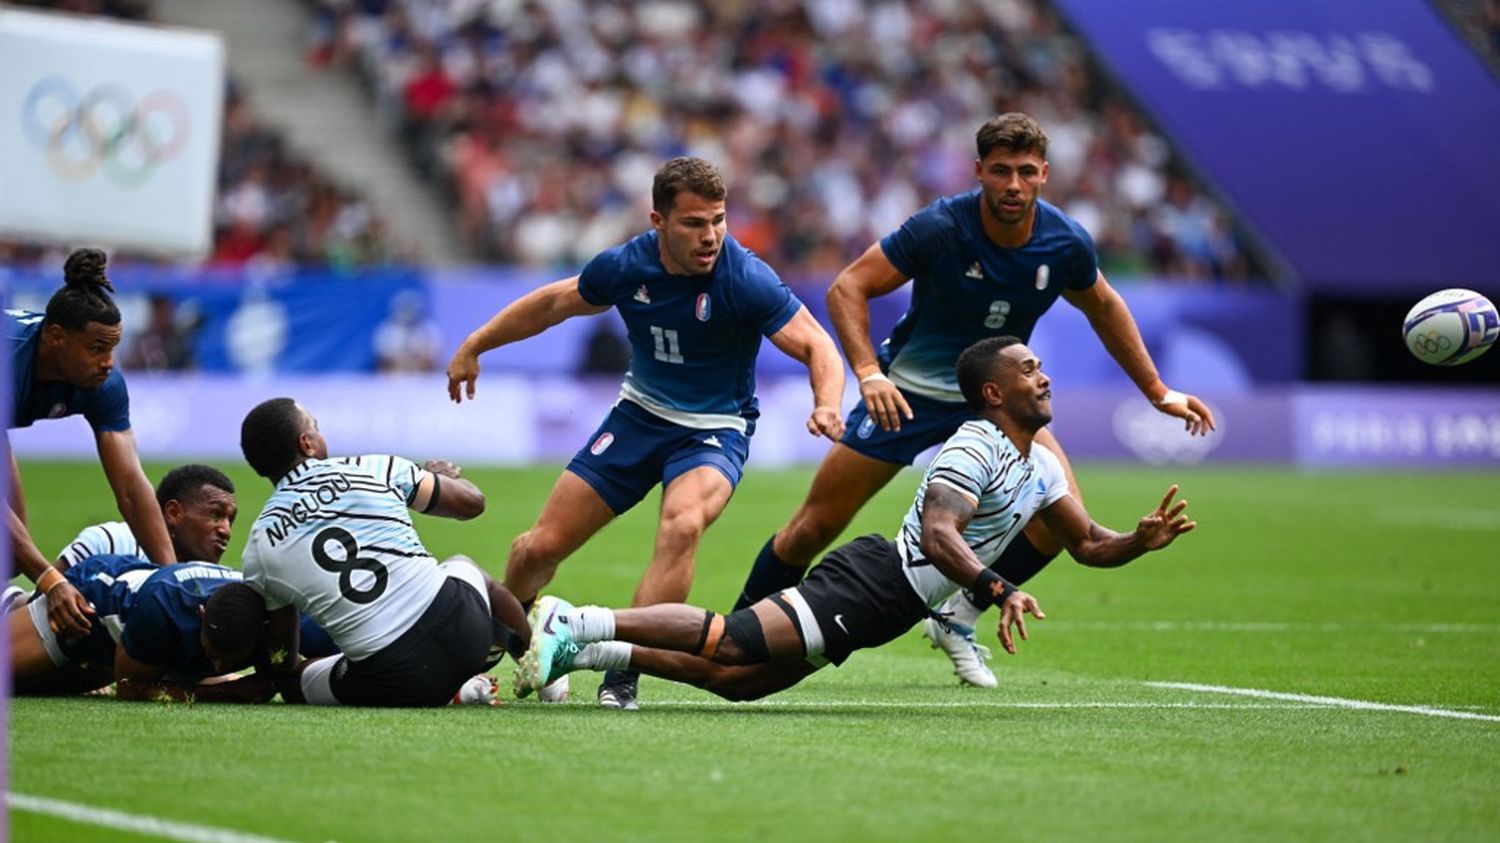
1053, 0, 1500, 295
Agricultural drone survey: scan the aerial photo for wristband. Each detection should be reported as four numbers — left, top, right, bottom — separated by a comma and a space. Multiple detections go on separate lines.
859, 372, 891, 386
969, 568, 1016, 609
1153, 389, 1188, 407
37, 567, 65, 594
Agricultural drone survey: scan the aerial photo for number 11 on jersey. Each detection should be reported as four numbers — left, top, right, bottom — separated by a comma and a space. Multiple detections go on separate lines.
650, 325, 684, 364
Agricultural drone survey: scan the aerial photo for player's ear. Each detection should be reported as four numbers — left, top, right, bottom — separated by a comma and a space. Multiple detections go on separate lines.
983, 381, 1004, 407
649, 209, 665, 231
163, 499, 184, 527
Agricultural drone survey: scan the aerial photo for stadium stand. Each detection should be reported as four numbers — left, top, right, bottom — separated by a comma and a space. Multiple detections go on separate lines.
304, 0, 1260, 280
0, 0, 407, 269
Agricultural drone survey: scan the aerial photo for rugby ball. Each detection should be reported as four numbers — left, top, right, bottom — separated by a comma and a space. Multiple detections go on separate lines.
1402, 289, 1499, 366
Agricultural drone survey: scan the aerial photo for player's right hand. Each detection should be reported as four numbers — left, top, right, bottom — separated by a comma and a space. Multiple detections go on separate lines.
860, 374, 914, 432
446, 350, 481, 403
996, 590, 1044, 655
47, 581, 94, 637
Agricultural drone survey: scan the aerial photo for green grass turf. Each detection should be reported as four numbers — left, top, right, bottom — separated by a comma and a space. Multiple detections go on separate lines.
9, 461, 1500, 842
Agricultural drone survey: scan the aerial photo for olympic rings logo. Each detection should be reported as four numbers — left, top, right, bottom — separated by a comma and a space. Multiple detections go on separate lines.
20, 76, 191, 188
1410, 330, 1453, 355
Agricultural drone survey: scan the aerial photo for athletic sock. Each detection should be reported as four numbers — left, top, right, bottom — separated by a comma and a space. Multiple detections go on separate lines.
575, 641, 632, 671
563, 605, 615, 643
732, 535, 806, 611
941, 590, 984, 628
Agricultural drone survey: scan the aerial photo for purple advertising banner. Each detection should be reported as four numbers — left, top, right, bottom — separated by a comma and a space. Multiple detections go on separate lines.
1052, 0, 1500, 294
8, 376, 1497, 469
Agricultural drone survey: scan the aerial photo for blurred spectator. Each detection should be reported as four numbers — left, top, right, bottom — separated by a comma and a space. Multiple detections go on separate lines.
123, 295, 198, 371
1435, 0, 1500, 67
373, 289, 442, 372
2, 0, 407, 269
309, 0, 1262, 281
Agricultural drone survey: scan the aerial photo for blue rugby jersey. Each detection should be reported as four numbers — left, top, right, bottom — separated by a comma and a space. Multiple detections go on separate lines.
577, 231, 801, 433
878, 194, 1097, 402
7, 309, 130, 431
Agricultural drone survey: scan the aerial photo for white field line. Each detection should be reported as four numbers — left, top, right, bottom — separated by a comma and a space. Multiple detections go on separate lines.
1146, 682, 1500, 723
1044, 620, 1500, 633
7, 794, 299, 843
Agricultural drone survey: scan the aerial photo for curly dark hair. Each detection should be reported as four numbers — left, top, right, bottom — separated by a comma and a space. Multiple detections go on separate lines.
240, 397, 309, 480
155, 464, 236, 510
44, 247, 121, 331
956, 336, 1024, 411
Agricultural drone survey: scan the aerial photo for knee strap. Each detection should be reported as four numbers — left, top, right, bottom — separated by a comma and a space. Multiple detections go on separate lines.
722, 607, 769, 663
695, 611, 725, 657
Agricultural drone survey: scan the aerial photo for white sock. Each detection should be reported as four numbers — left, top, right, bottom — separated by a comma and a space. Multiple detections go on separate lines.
945, 591, 984, 628
563, 605, 616, 643
573, 641, 632, 671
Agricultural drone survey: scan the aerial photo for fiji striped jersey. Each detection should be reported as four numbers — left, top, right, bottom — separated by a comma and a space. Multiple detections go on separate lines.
242, 454, 441, 660
896, 419, 1069, 608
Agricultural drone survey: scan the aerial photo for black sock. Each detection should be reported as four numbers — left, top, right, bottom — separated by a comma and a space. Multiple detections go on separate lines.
991, 532, 1057, 587
733, 535, 806, 611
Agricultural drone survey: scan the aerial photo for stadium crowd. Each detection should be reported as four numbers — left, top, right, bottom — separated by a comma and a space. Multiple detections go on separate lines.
307, 0, 1256, 281
0, 0, 406, 270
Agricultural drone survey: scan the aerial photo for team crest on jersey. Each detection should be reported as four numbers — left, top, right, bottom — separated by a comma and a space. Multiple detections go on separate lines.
47, 402, 68, 419
695, 293, 711, 321
857, 416, 876, 439
590, 432, 615, 455
965, 262, 984, 280
1035, 264, 1050, 290
634, 286, 651, 304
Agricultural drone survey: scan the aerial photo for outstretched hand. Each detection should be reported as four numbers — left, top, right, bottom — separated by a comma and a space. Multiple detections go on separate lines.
997, 589, 1045, 655
1136, 484, 1196, 550
423, 459, 463, 479
1154, 391, 1216, 436
446, 350, 481, 404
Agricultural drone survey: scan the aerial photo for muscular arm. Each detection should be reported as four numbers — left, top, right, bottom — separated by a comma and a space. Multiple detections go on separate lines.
96, 429, 175, 564
1063, 273, 1215, 434
1061, 272, 1165, 400
825, 244, 910, 380
767, 305, 846, 440
114, 643, 275, 704
410, 460, 485, 520
1036, 485, 1196, 568
447, 276, 610, 402
917, 484, 994, 590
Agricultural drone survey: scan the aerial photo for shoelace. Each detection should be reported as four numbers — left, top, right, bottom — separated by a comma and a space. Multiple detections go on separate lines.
930, 610, 992, 662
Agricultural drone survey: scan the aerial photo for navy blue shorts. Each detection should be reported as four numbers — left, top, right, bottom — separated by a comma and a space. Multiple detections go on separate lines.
566, 400, 751, 515
839, 389, 975, 466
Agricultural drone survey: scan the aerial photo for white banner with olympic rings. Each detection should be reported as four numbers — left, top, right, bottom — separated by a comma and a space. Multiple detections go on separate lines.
0, 9, 223, 256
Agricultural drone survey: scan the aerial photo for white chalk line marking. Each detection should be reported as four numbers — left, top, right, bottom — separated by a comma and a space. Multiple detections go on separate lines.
1146, 681, 1500, 723
7, 793, 302, 843
1044, 620, 1500, 634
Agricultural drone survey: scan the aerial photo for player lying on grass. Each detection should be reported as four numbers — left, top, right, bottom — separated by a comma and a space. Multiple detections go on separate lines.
240, 398, 530, 707
517, 337, 1196, 701
7, 464, 339, 700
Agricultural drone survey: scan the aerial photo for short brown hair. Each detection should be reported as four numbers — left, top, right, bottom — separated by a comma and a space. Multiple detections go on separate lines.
652, 157, 727, 215
976, 113, 1048, 161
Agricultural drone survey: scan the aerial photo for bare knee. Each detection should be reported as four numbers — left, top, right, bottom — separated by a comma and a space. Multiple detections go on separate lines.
657, 508, 709, 550
509, 527, 569, 569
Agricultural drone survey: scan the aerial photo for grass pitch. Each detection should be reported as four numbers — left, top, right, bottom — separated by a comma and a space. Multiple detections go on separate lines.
8, 461, 1500, 842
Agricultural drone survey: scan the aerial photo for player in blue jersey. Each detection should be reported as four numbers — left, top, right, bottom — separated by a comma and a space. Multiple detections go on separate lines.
7, 464, 338, 699
446, 157, 844, 709
516, 337, 1196, 700
730, 113, 1216, 688
239, 398, 529, 707
7, 248, 176, 639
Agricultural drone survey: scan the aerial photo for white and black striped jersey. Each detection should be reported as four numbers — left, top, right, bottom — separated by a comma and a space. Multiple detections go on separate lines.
56, 521, 144, 568
896, 420, 1070, 608
242, 455, 442, 660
